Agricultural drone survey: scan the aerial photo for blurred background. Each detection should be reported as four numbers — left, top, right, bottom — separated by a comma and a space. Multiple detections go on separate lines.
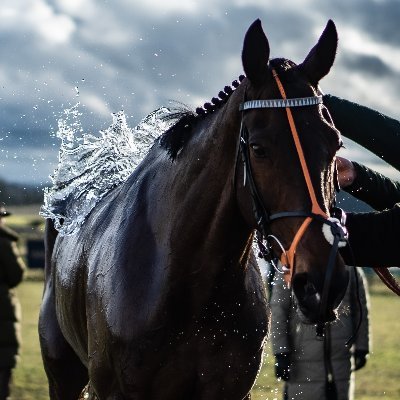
1, 0, 399, 398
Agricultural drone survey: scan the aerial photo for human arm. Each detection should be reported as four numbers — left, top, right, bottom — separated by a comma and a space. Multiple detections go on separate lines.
325, 94, 400, 208
324, 94, 400, 172
337, 157, 400, 211
340, 204, 400, 267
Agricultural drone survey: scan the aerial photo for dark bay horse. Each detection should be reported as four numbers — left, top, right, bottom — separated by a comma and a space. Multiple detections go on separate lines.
39, 19, 349, 399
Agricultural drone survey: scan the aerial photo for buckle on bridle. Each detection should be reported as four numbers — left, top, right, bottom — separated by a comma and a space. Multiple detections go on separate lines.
327, 207, 348, 245
330, 206, 347, 226
255, 231, 290, 275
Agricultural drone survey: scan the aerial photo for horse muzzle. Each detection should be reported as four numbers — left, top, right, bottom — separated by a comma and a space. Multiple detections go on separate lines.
292, 269, 349, 324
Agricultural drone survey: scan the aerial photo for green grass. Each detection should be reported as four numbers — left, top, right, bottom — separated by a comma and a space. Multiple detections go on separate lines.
352, 284, 400, 400
10, 275, 400, 399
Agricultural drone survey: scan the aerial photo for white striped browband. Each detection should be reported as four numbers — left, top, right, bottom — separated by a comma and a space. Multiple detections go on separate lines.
239, 95, 323, 111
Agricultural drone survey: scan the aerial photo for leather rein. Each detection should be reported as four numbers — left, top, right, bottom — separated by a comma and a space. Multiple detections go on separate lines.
238, 68, 348, 324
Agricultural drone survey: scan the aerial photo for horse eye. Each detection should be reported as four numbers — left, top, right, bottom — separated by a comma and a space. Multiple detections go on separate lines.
250, 144, 267, 158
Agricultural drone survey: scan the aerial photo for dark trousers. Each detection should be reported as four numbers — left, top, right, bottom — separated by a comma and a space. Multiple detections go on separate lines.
0, 368, 11, 400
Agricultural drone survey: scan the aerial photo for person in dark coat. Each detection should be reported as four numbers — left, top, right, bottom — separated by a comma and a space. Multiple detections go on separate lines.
0, 205, 25, 400
323, 95, 400, 268
270, 267, 370, 400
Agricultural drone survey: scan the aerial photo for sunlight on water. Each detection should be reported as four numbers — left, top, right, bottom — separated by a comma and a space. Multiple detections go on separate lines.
40, 103, 177, 235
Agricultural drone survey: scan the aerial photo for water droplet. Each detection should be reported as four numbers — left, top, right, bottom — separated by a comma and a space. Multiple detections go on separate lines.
41, 104, 180, 235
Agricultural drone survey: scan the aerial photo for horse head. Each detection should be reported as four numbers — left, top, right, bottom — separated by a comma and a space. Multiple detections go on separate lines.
237, 19, 348, 324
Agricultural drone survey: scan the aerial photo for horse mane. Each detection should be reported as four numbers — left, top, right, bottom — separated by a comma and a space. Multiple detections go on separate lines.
159, 75, 245, 160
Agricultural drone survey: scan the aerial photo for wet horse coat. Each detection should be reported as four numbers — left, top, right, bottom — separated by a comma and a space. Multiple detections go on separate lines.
39, 20, 348, 399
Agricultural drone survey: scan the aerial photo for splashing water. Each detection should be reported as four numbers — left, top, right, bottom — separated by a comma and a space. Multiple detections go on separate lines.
40, 103, 178, 235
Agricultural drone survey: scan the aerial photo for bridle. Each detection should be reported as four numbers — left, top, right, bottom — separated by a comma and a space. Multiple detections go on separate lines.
238, 68, 348, 325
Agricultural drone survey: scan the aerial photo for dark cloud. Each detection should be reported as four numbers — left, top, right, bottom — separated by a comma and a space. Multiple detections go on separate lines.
340, 52, 396, 77
0, 0, 399, 184
363, 2, 400, 45
318, 0, 400, 45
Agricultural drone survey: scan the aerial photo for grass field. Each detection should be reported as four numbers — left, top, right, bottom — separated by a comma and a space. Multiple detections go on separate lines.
5, 206, 400, 399
8, 273, 400, 400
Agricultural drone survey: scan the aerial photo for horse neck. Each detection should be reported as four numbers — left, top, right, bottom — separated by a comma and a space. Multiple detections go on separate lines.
163, 85, 251, 264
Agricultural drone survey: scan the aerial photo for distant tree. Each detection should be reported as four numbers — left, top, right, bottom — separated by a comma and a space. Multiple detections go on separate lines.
0, 178, 44, 205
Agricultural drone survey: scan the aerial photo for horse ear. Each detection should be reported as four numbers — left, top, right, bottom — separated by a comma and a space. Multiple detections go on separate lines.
300, 20, 338, 85
242, 19, 270, 84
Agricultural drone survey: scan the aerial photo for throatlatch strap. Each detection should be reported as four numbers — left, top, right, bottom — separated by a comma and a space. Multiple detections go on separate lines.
271, 69, 328, 285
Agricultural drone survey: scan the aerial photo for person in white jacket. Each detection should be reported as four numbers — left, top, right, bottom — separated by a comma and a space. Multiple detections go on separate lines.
270, 267, 370, 400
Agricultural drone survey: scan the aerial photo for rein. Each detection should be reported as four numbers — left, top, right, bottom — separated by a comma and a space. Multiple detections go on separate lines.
373, 268, 400, 296
239, 68, 348, 325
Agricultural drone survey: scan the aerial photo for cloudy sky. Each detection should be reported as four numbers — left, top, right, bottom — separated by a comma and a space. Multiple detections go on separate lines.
1, 0, 400, 186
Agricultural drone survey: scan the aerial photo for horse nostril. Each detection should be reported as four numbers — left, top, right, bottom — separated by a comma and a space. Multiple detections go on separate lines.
292, 272, 312, 297
303, 281, 320, 302
292, 273, 321, 314
304, 281, 317, 296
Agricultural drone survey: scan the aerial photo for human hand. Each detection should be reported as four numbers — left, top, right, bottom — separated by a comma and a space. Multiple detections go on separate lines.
275, 353, 291, 381
354, 350, 368, 371
336, 156, 357, 188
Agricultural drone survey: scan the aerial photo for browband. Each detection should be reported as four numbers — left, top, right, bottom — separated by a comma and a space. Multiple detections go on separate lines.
239, 95, 323, 111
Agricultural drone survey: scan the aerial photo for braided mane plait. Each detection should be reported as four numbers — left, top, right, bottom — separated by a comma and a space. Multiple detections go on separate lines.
195, 75, 245, 116
159, 75, 245, 160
